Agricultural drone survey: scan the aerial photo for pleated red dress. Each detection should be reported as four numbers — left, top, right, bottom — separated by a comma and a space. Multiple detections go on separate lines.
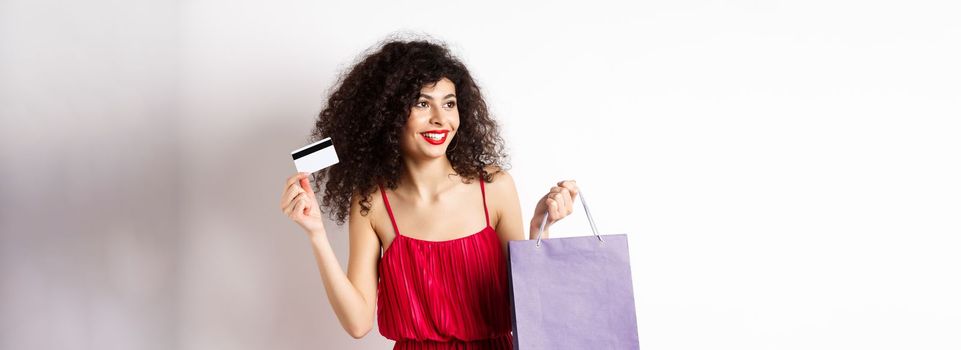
376, 180, 514, 350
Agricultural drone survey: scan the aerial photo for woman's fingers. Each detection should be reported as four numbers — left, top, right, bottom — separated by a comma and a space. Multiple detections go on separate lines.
301, 193, 311, 214
285, 172, 307, 191
537, 179, 579, 230
550, 188, 571, 216
547, 198, 559, 221
549, 192, 562, 218
557, 180, 578, 213
281, 182, 306, 208
282, 194, 295, 216
284, 192, 305, 217
280, 173, 306, 207
292, 194, 307, 217
300, 176, 315, 196
548, 181, 577, 218
557, 180, 578, 201
560, 188, 571, 216
279, 173, 327, 236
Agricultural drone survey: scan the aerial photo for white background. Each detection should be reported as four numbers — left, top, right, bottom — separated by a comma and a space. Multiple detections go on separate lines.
2, 0, 959, 349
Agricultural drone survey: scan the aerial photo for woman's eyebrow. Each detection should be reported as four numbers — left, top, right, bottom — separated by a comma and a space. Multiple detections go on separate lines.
418, 93, 457, 100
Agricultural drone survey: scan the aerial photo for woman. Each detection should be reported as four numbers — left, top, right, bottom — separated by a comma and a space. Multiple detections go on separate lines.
279, 38, 579, 349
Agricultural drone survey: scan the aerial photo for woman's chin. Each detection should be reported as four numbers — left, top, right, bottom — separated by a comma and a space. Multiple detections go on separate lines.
409, 147, 448, 160
427, 150, 448, 159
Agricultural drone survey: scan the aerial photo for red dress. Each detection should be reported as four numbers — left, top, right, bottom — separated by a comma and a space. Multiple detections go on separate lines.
377, 180, 514, 350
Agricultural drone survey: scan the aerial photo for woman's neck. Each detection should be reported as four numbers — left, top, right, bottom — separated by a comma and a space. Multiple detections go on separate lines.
399, 156, 459, 202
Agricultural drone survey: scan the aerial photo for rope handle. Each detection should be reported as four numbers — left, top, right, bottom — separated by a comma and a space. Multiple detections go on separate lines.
534, 188, 603, 247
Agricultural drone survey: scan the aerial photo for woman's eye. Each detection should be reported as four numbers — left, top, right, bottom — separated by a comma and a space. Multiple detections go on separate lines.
445, 101, 456, 108
415, 101, 428, 108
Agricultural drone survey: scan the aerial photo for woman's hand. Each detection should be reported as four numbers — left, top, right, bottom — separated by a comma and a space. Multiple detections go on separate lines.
530, 180, 579, 239
280, 172, 326, 237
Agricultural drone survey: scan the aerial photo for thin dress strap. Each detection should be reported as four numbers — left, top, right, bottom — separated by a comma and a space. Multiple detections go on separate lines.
378, 183, 400, 235
480, 179, 490, 227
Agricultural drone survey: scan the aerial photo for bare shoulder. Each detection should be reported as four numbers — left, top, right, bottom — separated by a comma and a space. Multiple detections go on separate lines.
349, 186, 384, 226
350, 185, 390, 247
481, 166, 519, 224
482, 166, 517, 193
481, 166, 525, 242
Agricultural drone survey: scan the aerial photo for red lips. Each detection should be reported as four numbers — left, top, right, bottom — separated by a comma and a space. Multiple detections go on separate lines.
420, 130, 449, 145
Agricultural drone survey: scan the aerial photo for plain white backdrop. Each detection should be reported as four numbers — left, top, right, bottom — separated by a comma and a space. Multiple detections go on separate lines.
2, 0, 959, 349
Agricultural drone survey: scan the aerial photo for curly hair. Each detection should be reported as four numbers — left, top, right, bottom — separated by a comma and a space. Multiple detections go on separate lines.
308, 37, 509, 225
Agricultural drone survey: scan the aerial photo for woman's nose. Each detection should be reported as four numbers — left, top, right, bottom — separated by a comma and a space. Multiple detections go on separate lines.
429, 110, 443, 125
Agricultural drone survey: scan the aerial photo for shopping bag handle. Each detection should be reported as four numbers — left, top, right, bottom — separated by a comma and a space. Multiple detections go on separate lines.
535, 188, 603, 247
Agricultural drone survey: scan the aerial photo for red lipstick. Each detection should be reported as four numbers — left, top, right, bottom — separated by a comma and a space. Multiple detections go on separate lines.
420, 130, 449, 145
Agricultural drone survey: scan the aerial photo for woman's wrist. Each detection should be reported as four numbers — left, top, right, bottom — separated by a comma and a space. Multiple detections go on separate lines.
529, 220, 547, 239
307, 228, 328, 242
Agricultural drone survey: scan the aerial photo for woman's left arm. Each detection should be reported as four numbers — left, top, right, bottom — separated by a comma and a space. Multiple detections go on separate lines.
489, 170, 526, 253
488, 169, 579, 244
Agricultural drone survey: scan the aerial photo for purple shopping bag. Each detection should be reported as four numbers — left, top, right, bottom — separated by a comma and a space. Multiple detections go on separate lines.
507, 190, 639, 349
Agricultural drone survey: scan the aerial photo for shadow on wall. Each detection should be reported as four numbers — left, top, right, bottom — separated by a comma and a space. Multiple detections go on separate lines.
173, 106, 392, 349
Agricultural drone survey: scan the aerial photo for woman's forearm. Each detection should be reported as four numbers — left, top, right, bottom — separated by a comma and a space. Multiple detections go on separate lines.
528, 220, 548, 240
309, 232, 373, 338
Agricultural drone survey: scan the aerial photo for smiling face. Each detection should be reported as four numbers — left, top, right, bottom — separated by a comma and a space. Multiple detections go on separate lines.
399, 77, 460, 161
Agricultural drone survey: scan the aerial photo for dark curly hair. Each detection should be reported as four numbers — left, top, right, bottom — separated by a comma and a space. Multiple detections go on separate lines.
308, 37, 509, 225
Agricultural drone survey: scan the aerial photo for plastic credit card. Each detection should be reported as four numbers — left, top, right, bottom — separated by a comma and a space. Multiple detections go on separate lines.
291, 137, 339, 173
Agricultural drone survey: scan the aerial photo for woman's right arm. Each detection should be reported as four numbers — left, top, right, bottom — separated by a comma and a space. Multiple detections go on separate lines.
280, 173, 380, 339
